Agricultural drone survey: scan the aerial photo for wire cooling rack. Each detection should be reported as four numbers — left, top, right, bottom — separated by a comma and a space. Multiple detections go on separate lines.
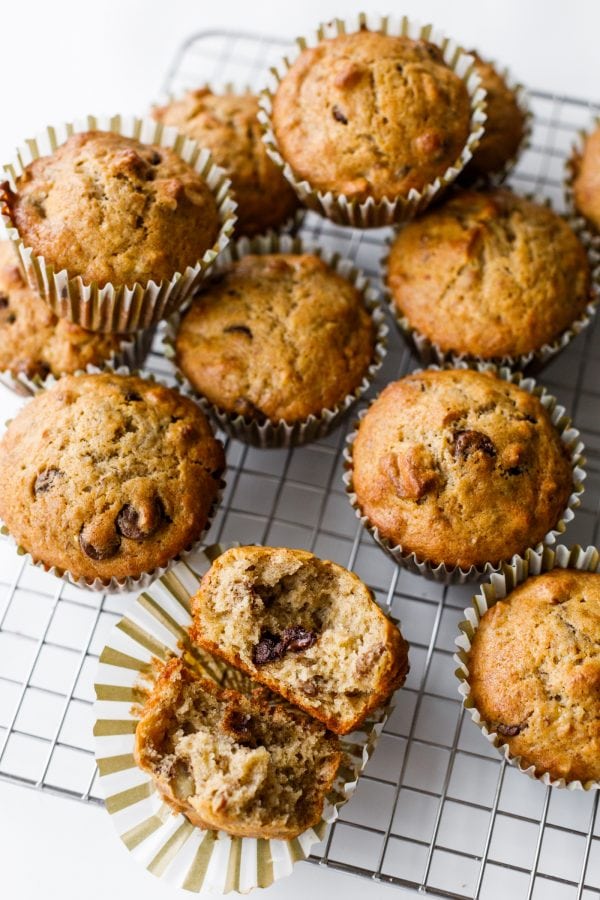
1, 27, 600, 900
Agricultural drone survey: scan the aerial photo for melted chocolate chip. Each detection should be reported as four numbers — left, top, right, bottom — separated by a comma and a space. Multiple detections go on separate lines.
116, 498, 165, 540
453, 430, 496, 459
252, 625, 317, 666
496, 723, 522, 737
79, 529, 121, 560
282, 625, 317, 653
34, 467, 63, 495
0, 293, 9, 309
224, 324, 253, 338
332, 105, 348, 125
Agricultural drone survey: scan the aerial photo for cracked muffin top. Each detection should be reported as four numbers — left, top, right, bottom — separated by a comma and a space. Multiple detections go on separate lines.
386, 189, 591, 359
0, 242, 122, 379
271, 30, 472, 202
350, 368, 574, 569
174, 253, 376, 423
2, 131, 220, 287
460, 53, 527, 181
468, 569, 600, 783
153, 89, 298, 237
571, 122, 600, 232
0, 373, 224, 583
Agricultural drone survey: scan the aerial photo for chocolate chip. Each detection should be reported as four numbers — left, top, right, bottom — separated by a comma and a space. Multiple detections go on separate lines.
116, 497, 165, 540
223, 324, 253, 338
506, 466, 523, 476
34, 467, 63, 495
281, 625, 317, 653
79, 528, 121, 560
453, 430, 496, 459
332, 105, 348, 125
252, 625, 317, 666
135, 215, 144, 229
496, 723, 522, 737
124, 390, 142, 402
0, 293, 9, 309
6, 313, 16, 325
252, 629, 283, 666
221, 709, 254, 744
396, 64, 404, 73
149, 150, 162, 165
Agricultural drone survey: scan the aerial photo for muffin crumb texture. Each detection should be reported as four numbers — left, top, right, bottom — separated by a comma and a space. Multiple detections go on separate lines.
468, 570, 600, 783
572, 124, 600, 231
134, 658, 341, 839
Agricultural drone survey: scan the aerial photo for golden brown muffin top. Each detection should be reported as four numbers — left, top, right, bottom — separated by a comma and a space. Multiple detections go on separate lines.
0, 242, 122, 379
0, 373, 224, 583
572, 123, 600, 231
271, 31, 472, 202
174, 253, 376, 423
461, 53, 526, 180
3, 131, 220, 288
386, 189, 591, 359
153, 89, 298, 237
350, 369, 574, 569
468, 569, 600, 783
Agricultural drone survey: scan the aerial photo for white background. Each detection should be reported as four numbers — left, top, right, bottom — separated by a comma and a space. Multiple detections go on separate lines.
0, 1, 598, 898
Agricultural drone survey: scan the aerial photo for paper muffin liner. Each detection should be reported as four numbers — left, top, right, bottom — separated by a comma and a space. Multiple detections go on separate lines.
151, 84, 306, 239
457, 62, 531, 187
162, 232, 388, 448
0, 325, 155, 398
382, 209, 600, 374
258, 13, 487, 228
0, 115, 237, 333
0, 365, 225, 593
565, 116, 600, 252
455, 543, 600, 790
93, 542, 394, 893
343, 363, 586, 584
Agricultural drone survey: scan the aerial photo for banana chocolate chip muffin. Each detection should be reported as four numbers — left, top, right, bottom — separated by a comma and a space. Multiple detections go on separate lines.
350, 368, 575, 570
2, 130, 220, 287
271, 30, 472, 202
460, 53, 527, 181
153, 89, 298, 236
0, 242, 125, 379
468, 569, 600, 783
386, 189, 591, 360
174, 253, 376, 424
570, 122, 600, 231
0, 373, 224, 584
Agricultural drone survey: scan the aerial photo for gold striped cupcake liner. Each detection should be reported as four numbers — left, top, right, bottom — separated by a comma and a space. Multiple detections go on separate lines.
455, 543, 600, 790
258, 13, 487, 228
343, 363, 586, 584
0, 115, 237, 333
381, 198, 600, 373
0, 365, 225, 593
93, 542, 394, 893
565, 116, 600, 252
162, 231, 388, 448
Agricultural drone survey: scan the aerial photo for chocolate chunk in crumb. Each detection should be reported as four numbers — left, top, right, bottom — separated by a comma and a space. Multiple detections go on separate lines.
332, 105, 348, 124
252, 629, 284, 666
497, 722, 522, 737
34, 467, 63, 495
0, 293, 9, 309
453, 429, 496, 459
221, 707, 255, 745
281, 625, 317, 653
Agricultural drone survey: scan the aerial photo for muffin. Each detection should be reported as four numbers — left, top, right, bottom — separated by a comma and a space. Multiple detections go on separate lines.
134, 658, 341, 839
269, 30, 472, 204
0, 373, 224, 585
386, 189, 592, 361
467, 569, 600, 784
173, 251, 377, 429
348, 368, 576, 571
460, 53, 527, 181
190, 545, 409, 734
153, 89, 299, 236
0, 242, 132, 381
570, 122, 600, 232
2, 130, 220, 287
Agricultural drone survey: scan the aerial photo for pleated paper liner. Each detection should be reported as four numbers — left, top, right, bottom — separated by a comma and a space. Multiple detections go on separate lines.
0, 324, 155, 398
258, 13, 487, 228
454, 543, 600, 790
381, 201, 600, 374
565, 115, 600, 253
93, 542, 394, 894
0, 365, 225, 593
162, 232, 388, 448
343, 363, 587, 585
0, 116, 237, 333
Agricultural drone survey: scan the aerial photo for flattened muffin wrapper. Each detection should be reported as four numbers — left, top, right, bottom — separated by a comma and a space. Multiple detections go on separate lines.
93, 542, 394, 894
343, 363, 586, 585
0, 365, 226, 593
0, 116, 237, 333
382, 213, 600, 373
0, 325, 155, 398
454, 543, 600, 790
162, 232, 388, 448
565, 116, 600, 252
258, 13, 487, 228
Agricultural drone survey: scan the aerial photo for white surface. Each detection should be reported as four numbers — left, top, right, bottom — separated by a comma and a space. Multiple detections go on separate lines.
0, 2, 599, 899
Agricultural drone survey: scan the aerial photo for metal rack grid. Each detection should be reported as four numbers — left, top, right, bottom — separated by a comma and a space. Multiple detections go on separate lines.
0, 27, 600, 900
